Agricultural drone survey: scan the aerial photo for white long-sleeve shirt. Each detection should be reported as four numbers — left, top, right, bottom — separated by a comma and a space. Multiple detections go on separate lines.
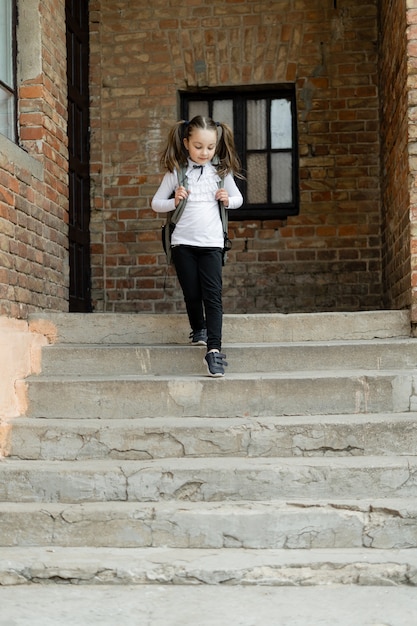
152, 159, 243, 248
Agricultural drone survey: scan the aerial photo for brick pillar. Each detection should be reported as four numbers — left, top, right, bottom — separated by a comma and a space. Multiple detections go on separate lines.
0, 0, 69, 318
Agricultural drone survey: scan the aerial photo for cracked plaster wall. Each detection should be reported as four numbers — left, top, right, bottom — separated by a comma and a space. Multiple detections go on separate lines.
0, 318, 47, 439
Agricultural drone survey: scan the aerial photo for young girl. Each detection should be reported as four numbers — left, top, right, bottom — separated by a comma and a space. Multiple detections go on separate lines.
152, 116, 243, 377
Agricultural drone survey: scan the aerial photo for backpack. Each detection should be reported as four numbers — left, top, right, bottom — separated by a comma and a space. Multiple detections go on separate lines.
161, 165, 232, 265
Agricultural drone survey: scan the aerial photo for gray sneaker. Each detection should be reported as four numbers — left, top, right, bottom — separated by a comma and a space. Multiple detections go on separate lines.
190, 328, 207, 346
204, 351, 228, 377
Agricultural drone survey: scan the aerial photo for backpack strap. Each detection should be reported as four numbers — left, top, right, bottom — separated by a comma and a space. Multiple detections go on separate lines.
217, 176, 227, 236
216, 175, 232, 265
170, 166, 189, 226
212, 156, 228, 236
163, 166, 188, 264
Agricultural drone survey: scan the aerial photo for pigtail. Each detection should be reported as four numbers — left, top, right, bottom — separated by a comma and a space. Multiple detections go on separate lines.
215, 122, 244, 179
160, 121, 189, 173
160, 116, 244, 179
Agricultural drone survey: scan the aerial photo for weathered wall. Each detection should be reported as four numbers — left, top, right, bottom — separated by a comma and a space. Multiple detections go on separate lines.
89, 0, 383, 314
0, 317, 46, 421
0, 0, 69, 320
379, 0, 411, 313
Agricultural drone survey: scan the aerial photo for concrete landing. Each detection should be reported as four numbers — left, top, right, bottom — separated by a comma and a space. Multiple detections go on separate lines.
0, 584, 416, 625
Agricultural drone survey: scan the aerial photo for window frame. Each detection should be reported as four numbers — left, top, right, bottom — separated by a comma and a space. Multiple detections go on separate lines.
180, 85, 299, 221
0, 0, 18, 142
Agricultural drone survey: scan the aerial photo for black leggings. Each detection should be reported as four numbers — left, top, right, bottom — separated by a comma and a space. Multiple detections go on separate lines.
172, 245, 223, 352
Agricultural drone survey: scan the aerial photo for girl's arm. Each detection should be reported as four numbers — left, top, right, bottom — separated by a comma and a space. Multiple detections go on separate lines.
151, 171, 178, 213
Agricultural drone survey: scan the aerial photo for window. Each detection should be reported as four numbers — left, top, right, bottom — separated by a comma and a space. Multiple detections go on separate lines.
0, 0, 17, 142
181, 87, 299, 220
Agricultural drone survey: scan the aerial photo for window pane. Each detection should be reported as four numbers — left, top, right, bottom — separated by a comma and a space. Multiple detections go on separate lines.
271, 152, 292, 203
188, 100, 209, 120
247, 99, 267, 150
0, 87, 15, 141
213, 100, 233, 129
0, 0, 13, 86
247, 153, 267, 203
181, 88, 298, 217
271, 99, 292, 149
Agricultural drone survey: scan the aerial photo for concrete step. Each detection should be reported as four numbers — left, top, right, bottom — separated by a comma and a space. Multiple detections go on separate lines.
2, 414, 417, 460
1, 499, 417, 549
37, 338, 417, 376
1, 584, 417, 626
1, 546, 417, 586
28, 310, 411, 345
1, 456, 417, 503
7, 310, 415, 601
21, 369, 414, 418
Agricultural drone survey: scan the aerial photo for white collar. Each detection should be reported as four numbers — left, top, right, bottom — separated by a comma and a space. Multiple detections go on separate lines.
186, 159, 219, 181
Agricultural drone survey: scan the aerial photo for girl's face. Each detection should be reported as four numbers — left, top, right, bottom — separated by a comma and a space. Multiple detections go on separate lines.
184, 128, 217, 165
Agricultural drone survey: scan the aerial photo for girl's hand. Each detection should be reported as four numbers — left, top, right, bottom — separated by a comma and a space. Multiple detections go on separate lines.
216, 189, 229, 207
175, 186, 188, 207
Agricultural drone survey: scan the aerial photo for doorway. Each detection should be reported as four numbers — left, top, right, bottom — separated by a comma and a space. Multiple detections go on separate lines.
66, 0, 92, 311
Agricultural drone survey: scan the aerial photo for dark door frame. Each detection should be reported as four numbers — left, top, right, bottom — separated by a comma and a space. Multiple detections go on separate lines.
66, 0, 92, 312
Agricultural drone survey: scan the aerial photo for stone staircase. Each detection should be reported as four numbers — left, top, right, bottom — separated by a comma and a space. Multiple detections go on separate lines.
2, 310, 417, 589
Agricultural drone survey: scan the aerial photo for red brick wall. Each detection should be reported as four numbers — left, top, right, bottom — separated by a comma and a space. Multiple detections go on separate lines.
0, 0, 69, 319
1, 0, 414, 323
90, 0, 383, 314
379, 0, 411, 313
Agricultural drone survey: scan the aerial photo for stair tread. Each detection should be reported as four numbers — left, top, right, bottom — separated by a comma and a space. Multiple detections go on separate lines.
1, 545, 417, 588
6, 411, 417, 424
26, 368, 417, 381
3, 456, 415, 504
2, 544, 417, 561
1, 497, 417, 511
28, 310, 411, 345
0, 584, 415, 626
2, 544, 417, 589
2, 455, 417, 468
40, 337, 417, 348
4, 413, 415, 461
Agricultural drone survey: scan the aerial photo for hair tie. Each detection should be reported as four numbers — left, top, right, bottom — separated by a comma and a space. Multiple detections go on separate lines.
215, 121, 220, 127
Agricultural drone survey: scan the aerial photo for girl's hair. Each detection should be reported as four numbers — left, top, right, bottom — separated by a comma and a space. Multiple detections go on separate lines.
160, 115, 243, 179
